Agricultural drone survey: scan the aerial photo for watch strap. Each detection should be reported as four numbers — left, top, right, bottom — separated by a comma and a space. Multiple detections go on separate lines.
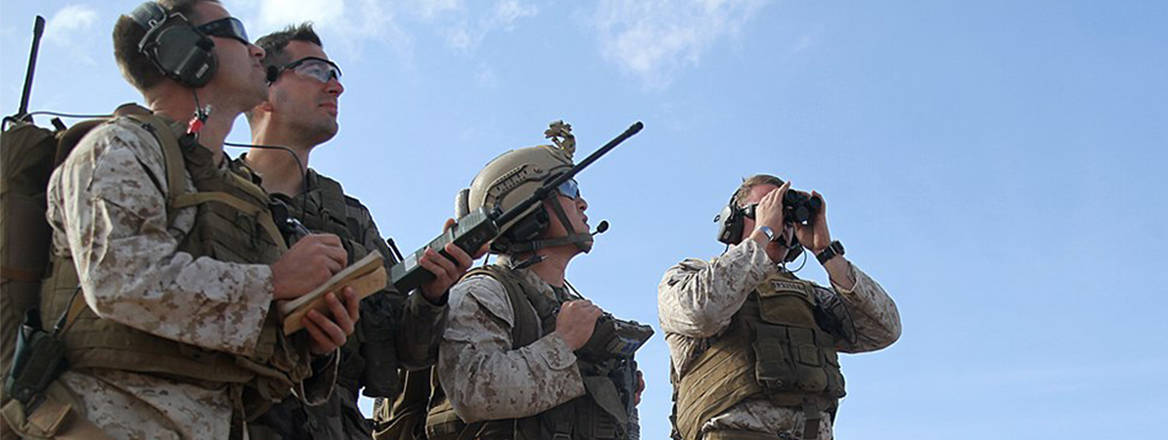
816, 240, 844, 264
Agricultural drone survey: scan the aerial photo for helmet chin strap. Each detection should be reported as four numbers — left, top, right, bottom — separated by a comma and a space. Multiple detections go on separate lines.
544, 195, 594, 253
501, 195, 595, 256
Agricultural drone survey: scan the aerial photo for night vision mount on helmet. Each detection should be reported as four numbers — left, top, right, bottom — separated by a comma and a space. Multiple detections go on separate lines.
387, 121, 643, 293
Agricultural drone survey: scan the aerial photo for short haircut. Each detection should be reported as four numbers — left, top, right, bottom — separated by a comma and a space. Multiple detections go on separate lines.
731, 174, 785, 208
255, 23, 323, 70
112, 0, 218, 91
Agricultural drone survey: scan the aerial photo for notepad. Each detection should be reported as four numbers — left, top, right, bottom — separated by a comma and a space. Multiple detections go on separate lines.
280, 251, 387, 335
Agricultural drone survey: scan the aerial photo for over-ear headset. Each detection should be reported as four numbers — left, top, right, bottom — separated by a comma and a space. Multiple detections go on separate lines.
129, 2, 217, 87
714, 192, 745, 245
714, 187, 804, 262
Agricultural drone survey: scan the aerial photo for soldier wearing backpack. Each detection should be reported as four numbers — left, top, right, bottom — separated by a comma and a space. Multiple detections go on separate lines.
1, 2, 360, 439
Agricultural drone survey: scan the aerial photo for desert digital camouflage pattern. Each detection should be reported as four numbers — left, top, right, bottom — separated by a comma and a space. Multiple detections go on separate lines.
437, 260, 585, 423
658, 239, 901, 439
43, 118, 326, 439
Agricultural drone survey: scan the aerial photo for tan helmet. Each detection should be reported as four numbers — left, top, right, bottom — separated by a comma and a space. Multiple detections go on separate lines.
455, 121, 592, 255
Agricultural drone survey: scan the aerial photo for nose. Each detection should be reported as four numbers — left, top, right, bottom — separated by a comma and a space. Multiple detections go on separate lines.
326, 77, 343, 97
250, 43, 265, 60
577, 196, 588, 212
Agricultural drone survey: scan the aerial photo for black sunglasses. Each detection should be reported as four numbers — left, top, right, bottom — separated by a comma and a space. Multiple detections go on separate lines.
196, 17, 249, 46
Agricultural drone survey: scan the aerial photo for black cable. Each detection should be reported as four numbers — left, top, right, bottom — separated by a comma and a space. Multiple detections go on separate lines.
24, 110, 111, 119
223, 141, 309, 196
783, 246, 808, 274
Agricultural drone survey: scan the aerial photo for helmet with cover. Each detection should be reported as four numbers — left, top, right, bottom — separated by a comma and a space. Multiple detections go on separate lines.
455, 121, 593, 255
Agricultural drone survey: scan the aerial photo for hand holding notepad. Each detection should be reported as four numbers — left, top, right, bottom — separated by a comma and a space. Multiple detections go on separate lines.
280, 251, 387, 335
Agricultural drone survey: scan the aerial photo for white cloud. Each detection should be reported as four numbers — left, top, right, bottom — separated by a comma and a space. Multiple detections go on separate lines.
45, 5, 98, 46
254, 0, 345, 29
42, 5, 99, 66
594, 0, 769, 88
241, 0, 535, 59
244, 0, 414, 61
408, 0, 465, 19
491, 0, 538, 32
437, 0, 538, 52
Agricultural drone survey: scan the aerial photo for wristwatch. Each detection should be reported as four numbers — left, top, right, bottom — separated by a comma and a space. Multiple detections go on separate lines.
757, 226, 778, 242
815, 240, 845, 264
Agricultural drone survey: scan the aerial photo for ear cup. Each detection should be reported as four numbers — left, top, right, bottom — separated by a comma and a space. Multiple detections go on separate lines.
715, 192, 744, 245
151, 25, 216, 87
130, 2, 216, 88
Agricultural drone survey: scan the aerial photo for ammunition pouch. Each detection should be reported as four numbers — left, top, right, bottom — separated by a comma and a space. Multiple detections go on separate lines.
753, 324, 843, 398
753, 276, 845, 401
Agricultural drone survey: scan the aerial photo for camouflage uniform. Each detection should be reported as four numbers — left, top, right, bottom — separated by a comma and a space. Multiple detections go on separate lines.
436, 256, 586, 423
245, 167, 447, 440
42, 119, 334, 439
658, 239, 901, 439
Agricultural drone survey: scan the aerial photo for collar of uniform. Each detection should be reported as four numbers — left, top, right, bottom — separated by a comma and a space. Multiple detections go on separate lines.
303, 167, 322, 191
493, 255, 561, 302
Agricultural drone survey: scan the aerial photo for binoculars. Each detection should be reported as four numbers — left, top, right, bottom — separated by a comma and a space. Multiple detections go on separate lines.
782, 190, 822, 225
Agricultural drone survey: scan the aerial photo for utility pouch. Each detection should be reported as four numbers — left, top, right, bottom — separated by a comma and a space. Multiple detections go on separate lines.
4, 309, 67, 406
788, 327, 827, 393
752, 323, 796, 393
358, 300, 402, 398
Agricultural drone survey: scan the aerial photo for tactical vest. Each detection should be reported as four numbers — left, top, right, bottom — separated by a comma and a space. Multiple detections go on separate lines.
37, 115, 311, 418
673, 272, 845, 440
248, 169, 403, 440
425, 265, 633, 440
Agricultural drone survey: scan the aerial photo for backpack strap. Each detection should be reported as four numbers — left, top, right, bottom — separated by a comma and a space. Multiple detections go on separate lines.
123, 113, 186, 222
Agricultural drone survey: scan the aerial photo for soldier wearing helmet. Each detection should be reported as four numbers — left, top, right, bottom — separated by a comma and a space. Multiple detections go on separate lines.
417, 122, 645, 440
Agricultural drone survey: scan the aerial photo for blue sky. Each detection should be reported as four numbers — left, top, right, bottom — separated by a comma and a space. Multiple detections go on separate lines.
2, 1, 1166, 438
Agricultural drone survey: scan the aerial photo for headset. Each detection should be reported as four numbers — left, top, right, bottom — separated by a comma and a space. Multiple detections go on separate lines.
129, 2, 217, 88
714, 191, 746, 245
714, 187, 804, 263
